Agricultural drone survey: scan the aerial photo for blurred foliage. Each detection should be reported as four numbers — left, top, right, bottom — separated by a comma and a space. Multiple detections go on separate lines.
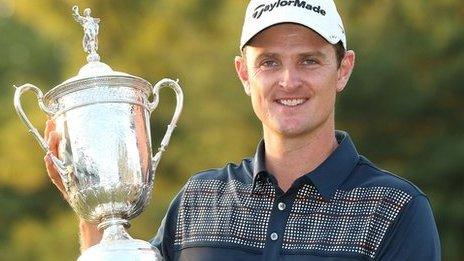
0, 0, 462, 260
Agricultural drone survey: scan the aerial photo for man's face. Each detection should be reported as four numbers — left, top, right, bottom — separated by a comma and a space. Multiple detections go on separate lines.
235, 23, 354, 139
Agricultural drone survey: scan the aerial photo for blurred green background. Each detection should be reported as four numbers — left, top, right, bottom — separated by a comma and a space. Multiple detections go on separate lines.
0, 0, 462, 260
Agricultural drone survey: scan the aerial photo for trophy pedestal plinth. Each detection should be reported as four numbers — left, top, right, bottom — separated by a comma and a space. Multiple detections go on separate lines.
78, 239, 162, 261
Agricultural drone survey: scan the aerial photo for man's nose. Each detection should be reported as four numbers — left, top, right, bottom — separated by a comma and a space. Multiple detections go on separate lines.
278, 66, 302, 91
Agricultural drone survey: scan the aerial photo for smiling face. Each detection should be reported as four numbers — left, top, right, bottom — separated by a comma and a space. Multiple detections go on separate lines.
235, 23, 355, 140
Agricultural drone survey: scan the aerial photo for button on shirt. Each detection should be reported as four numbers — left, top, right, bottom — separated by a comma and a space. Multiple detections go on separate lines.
151, 131, 441, 260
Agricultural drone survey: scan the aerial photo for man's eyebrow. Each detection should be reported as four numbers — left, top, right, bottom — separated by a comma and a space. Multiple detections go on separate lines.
298, 51, 328, 59
253, 51, 328, 61
254, 52, 280, 61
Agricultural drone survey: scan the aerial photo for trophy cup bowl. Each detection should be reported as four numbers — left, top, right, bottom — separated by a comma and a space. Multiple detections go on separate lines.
13, 6, 183, 260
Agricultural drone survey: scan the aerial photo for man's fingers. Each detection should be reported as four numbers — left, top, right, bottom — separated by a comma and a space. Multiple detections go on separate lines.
44, 119, 56, 141
44, 119, 68, 199
44, 154, 67, 199
47, 131, 60, 156
44, 154, 60, 183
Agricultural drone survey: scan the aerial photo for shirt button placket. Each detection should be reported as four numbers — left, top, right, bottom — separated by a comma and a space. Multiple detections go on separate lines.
263, 193, 294, 260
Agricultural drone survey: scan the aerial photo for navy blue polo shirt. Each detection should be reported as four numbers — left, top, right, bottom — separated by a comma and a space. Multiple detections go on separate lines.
151, 131, 441, 260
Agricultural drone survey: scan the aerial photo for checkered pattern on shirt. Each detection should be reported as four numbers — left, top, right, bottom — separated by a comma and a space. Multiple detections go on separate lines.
174, 179, 412, 259
174, 179, 275, 248
283, 185, 412, 258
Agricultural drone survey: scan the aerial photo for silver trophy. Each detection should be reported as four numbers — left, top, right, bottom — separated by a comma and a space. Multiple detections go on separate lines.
13, 6, 183, 260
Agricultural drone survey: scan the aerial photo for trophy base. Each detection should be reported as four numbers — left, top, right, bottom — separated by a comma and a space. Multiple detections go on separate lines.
78, 239, 162, 261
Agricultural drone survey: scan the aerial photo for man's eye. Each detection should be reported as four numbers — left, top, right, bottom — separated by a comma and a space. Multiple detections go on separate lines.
302, 59, 318, 65
260, 60, 278, 68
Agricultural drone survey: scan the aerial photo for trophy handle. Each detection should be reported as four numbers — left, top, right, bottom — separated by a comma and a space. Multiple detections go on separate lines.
148, 78, 184, 172
13, 84, 71, 185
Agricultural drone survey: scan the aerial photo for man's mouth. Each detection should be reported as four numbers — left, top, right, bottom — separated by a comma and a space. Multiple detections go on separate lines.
276, 98, 307, 107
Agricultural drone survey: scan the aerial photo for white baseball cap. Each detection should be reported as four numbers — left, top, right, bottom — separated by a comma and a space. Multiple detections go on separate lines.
239, 0, 347, 50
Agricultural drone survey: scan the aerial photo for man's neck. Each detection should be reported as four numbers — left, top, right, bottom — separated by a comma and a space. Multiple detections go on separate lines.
263, 124, 338, 192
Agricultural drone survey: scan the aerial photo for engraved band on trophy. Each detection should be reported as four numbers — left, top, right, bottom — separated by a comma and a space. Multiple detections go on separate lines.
13, 6, 183, 260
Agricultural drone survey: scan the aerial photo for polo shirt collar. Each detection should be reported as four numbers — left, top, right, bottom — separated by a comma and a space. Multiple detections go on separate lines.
252, 131, 360, 201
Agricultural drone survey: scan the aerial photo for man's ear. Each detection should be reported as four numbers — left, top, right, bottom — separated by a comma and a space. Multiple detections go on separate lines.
235, 55, 251, 96
336, 50, 355, 93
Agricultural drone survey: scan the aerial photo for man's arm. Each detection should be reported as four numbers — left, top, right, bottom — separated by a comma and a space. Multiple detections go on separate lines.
377, 195, 441, 260
44, 119, 103, 251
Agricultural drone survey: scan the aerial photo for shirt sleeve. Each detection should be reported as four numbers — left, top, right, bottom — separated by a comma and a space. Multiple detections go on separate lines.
150, 186, 186, 260
376, 195, 441, 260
150, 215, 168, 255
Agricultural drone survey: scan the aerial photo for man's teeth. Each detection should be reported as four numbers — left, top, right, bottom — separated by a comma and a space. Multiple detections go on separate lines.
278, 99, 306, 106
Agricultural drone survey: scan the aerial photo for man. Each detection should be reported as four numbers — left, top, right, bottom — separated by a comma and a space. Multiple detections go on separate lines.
45, 0, 441, 260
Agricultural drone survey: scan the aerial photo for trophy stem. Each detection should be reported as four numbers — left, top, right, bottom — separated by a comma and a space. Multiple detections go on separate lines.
98, 217, 132, 242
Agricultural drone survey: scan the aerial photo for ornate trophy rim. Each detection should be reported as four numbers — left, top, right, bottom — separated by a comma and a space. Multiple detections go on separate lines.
43, 75, 153, 105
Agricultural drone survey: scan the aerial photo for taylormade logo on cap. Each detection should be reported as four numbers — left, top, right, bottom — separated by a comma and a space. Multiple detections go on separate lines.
253, 0, 326, 19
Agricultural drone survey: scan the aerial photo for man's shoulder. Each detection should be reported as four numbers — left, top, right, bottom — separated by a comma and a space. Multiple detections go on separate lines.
188, 157, 254, 184
349, 155, 426, 198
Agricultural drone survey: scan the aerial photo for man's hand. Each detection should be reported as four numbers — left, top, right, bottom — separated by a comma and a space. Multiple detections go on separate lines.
43, 119, 102, 251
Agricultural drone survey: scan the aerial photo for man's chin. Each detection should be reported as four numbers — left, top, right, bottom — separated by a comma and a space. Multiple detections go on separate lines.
274, 125, 311, 139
